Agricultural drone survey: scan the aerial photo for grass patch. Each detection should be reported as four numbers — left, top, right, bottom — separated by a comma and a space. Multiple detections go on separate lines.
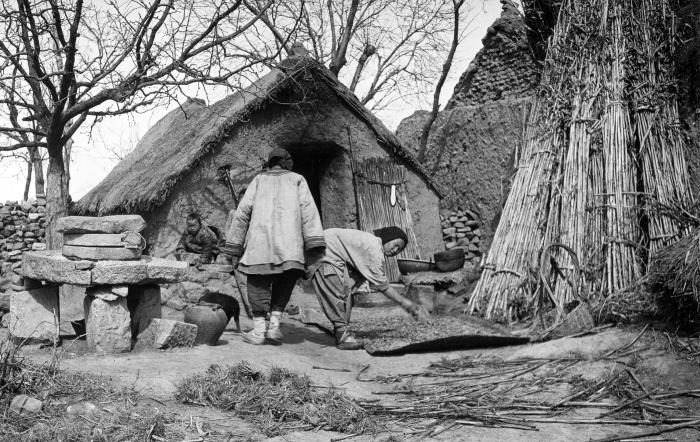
176, 362, 381, 437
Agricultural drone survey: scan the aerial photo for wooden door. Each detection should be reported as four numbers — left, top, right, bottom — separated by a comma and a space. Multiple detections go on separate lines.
353, 157, 421, 282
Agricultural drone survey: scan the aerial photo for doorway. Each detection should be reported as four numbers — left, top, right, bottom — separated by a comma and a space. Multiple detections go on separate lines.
285, 143, 354, 228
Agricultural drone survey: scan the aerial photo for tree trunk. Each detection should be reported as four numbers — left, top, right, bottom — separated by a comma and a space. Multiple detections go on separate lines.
29, 146, 45, 196
63, 138, 73, 195
45, 149, 69, 250
23, 159, 33, 201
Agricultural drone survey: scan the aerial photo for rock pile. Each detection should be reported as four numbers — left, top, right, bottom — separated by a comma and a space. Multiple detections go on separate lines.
440, 209, 482, 264
0, 197, 47, 269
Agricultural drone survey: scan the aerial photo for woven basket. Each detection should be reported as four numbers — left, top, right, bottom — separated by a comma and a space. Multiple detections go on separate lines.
184, 303, 228, 345
549, 302, 594, 339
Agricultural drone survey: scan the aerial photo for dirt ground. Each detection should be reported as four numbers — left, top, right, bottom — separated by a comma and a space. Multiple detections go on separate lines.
4, 288, 700, 441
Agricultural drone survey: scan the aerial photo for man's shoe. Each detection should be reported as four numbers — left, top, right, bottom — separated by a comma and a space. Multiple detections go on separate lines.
336, 331, 364, 350
265, 325, 283, 345
243, 317, 266, 345
265, 311, 283, 345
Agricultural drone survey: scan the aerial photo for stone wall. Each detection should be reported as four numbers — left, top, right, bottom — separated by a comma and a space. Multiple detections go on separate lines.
0, 197, 47, 274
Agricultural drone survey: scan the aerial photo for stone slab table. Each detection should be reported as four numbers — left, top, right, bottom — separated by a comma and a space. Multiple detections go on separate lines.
11, 251, 188, 353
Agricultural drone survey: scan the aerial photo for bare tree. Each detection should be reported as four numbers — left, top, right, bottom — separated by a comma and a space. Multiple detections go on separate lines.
416, 0, 468, 162
246, 0, 461, 112
0, 73, 45, 198
0, 0, 296, 247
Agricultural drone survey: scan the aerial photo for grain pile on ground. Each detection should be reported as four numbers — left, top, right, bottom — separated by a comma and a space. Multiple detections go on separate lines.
353, 315, 528, 355
468, 0, 694, 324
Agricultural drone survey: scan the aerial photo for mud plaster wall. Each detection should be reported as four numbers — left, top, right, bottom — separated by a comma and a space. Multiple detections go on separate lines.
446, 1, 540, 109
142, 89, 441, 259
397, 99, 529, 251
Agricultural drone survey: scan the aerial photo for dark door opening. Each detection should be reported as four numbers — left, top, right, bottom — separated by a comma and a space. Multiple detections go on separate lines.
287, 144, 341, 221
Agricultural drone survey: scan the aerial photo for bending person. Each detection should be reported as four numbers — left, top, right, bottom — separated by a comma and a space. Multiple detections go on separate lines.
223, 148, 325, 345
309, 226, 430, 350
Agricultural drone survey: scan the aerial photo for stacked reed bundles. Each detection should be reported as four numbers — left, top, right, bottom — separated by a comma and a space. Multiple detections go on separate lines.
627, 0, 693, 256
468, 0, 694, 324
647, 228, 700, 319
602, 6, 641, 294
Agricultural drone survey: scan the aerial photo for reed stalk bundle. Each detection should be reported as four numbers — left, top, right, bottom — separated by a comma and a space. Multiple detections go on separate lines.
468, 0, 694, 323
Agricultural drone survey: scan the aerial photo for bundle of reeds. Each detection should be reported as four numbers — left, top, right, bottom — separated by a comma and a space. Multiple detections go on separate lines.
468, 0, 694, 324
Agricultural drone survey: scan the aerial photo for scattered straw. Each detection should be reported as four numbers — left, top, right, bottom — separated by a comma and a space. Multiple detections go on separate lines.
176, 362, 381, 437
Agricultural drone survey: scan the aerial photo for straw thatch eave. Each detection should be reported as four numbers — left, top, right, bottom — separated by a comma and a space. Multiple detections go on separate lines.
75, 57, 443, 216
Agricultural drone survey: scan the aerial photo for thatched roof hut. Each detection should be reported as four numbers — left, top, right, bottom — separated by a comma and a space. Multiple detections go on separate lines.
76, 52, 444, 274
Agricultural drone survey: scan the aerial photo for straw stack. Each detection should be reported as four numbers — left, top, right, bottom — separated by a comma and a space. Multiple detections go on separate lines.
468, 0, 695, 323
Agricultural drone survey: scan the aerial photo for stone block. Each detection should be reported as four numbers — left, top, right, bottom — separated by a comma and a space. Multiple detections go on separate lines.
22, 251, 93, 285
9, 271, 22, 285
90, 257, 188, 285
442, 227, 457, 235
9, 285, 60, 340
57, 215, 146, 234
62, 245, 141, 261
86, 286, 120, 302
84, 295, 131, 354
59, 284, 87, 336
111, 285, 129, 297
10, 395, 43, 416
31, 242, 46, 251
127, 285, 161, 339
136, 318, 197, 349
63, 233, 143, 248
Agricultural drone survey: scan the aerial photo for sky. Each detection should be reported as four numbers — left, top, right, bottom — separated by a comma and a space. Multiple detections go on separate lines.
0, 0, 503, 202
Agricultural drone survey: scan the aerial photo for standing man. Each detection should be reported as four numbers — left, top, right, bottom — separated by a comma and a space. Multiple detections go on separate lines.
309, 226, 430, 350
222, 148, 325, 345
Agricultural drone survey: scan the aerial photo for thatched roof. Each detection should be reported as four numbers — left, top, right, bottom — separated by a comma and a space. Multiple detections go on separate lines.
76, 56, 443, 215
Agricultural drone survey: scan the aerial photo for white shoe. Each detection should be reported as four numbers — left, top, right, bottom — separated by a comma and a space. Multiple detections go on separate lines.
265, 311, 283, 345
244, 317, 266, 345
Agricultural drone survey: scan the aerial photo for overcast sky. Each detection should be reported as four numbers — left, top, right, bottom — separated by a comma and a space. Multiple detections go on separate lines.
0, 0, 503, 202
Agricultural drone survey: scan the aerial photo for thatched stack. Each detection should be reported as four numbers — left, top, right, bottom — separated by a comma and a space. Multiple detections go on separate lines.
468, 0, 694, 323
440, 209, 482, 264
